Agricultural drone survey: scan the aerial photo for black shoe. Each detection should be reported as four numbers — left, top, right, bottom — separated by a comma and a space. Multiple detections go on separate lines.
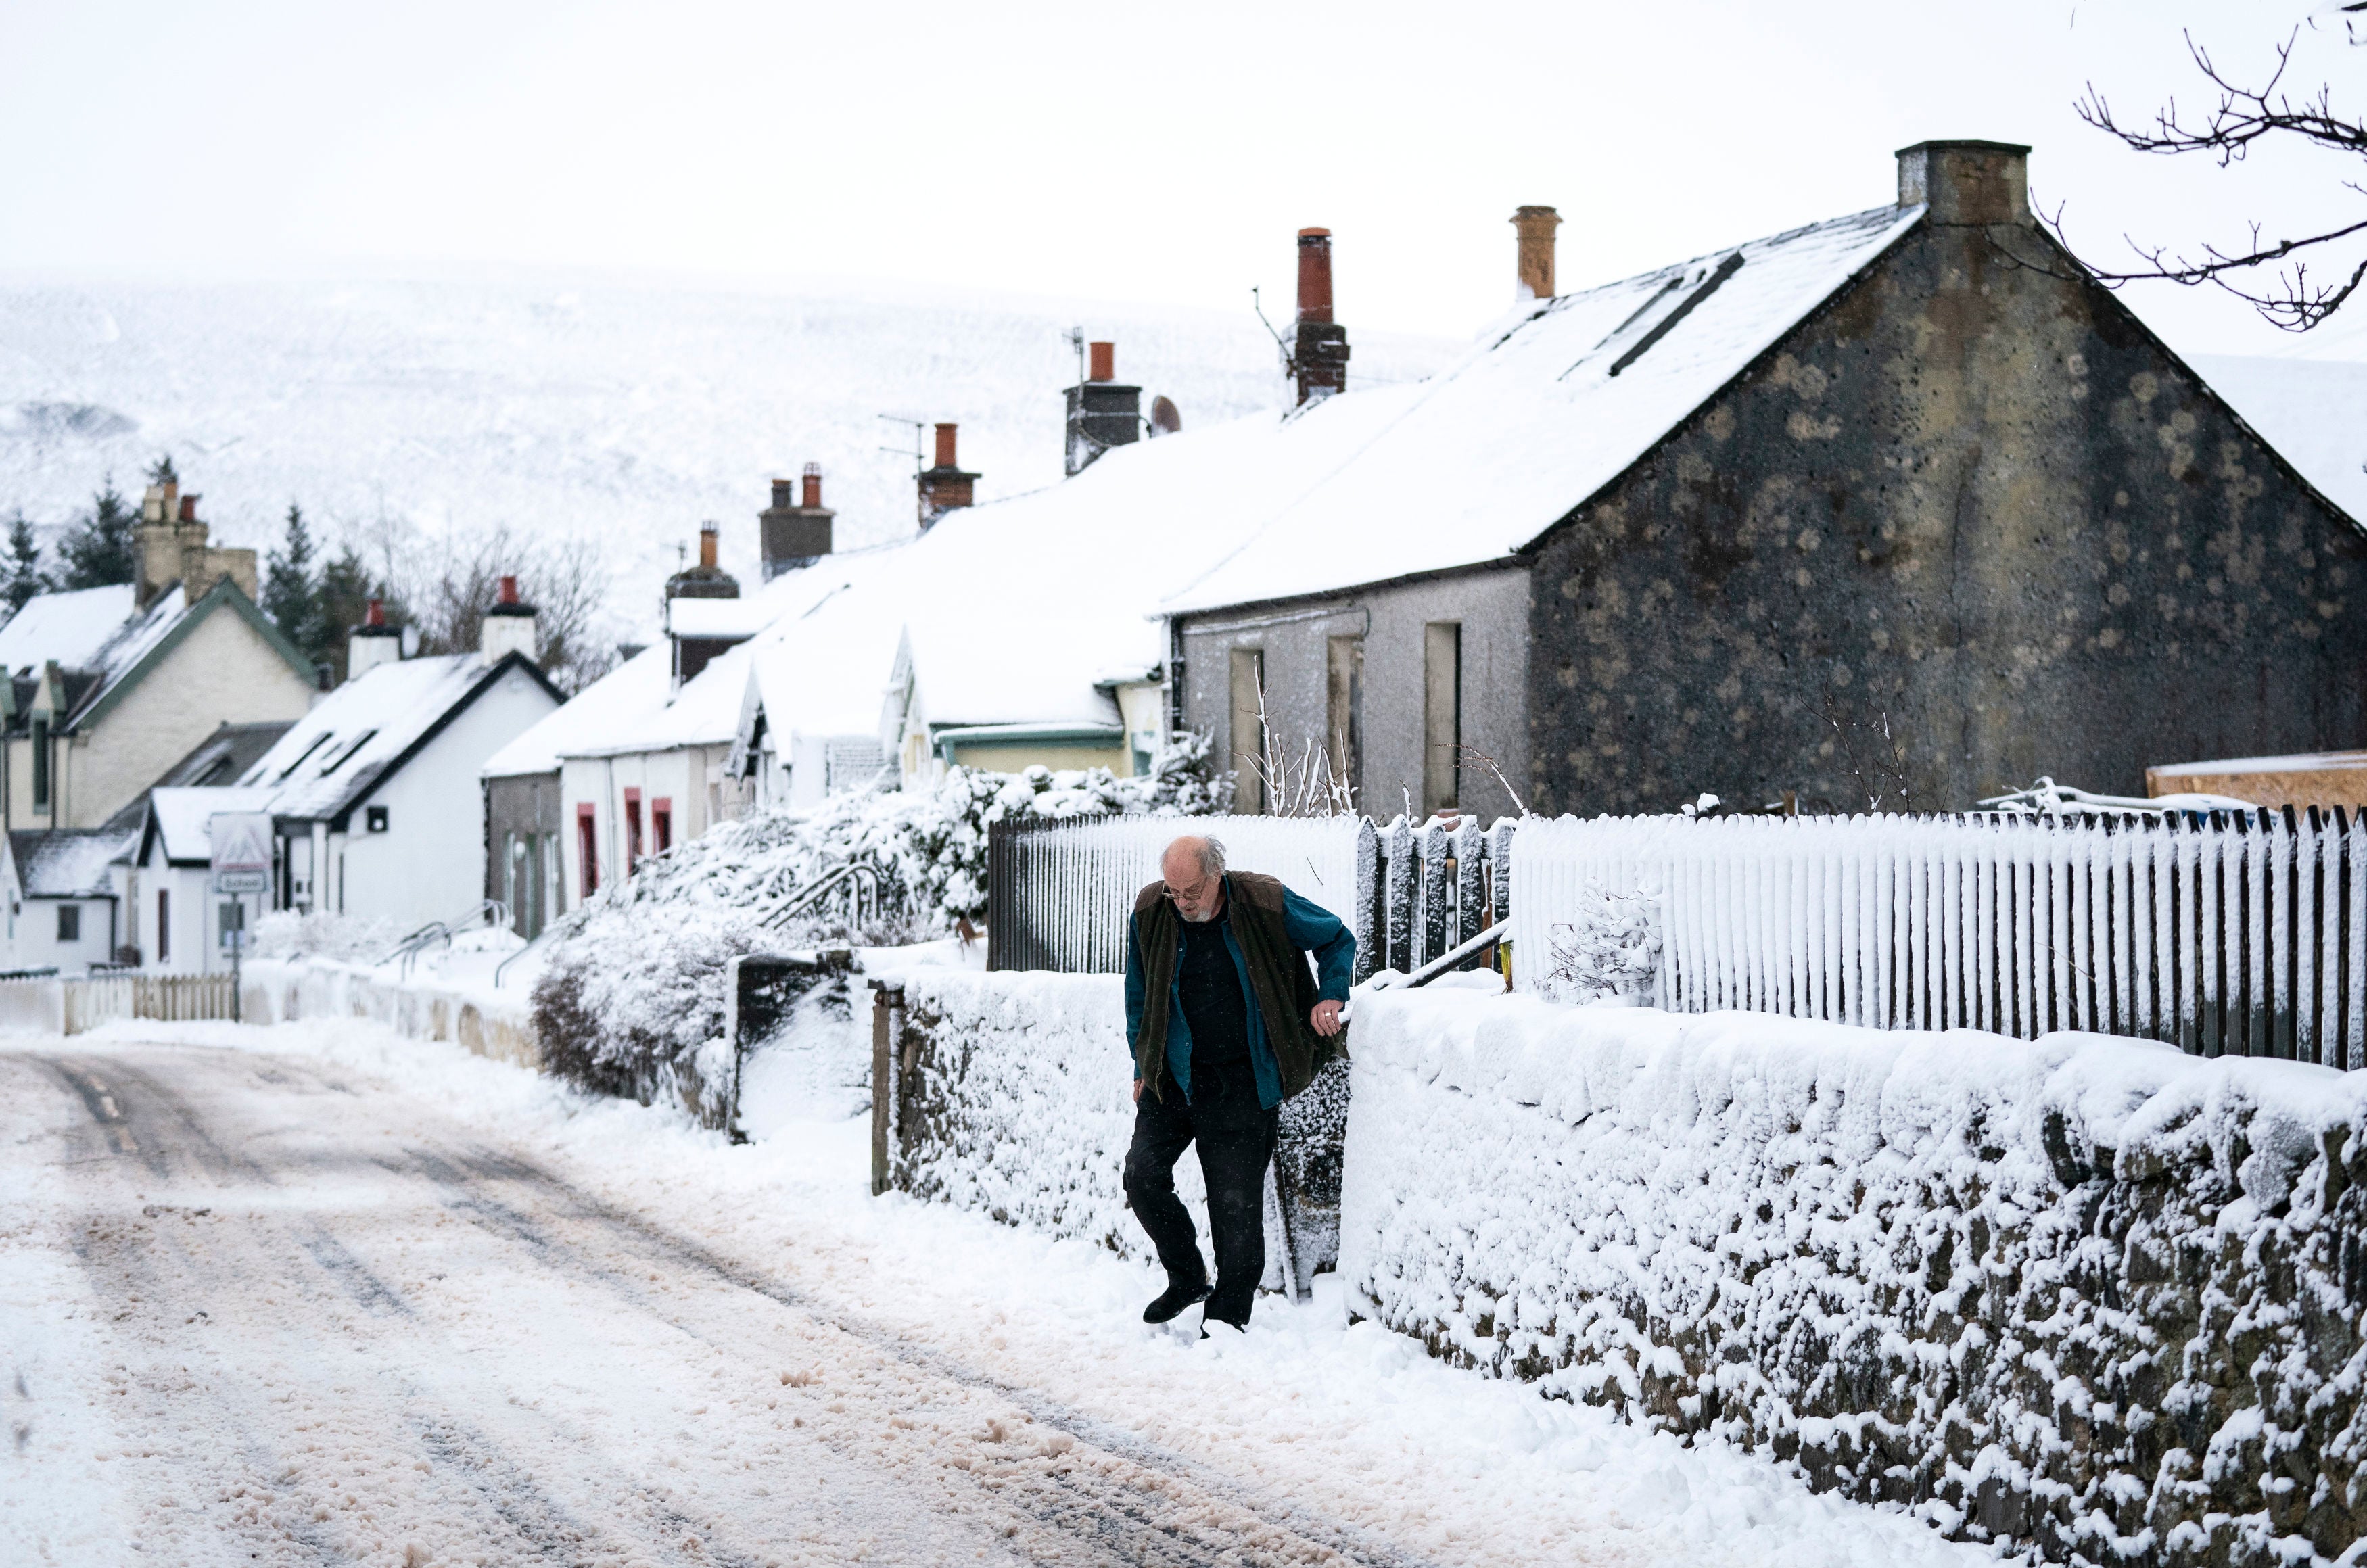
1142, 1279, 1211, 1324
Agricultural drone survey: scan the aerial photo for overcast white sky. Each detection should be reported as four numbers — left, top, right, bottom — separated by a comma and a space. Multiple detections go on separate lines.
5, 1, 2365, 357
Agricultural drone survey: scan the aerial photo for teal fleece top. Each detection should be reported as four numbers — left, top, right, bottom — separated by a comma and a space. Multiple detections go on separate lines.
1122, 876, 1356, 1110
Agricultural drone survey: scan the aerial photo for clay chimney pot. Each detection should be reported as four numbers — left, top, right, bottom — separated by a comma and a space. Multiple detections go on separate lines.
365, 598, 385, 628
934, 423, 959, 469
699, 523, 719, 570
1296, 229, 1334, 325
498, 575, 519, 606
802, 462, 822, 509
177, 496, 199, 523
1511, 205, 1562, 301
1089, 341, 1115, 383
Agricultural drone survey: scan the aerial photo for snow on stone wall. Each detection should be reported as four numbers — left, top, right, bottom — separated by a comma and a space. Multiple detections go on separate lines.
892, 972, 1204, 1261
1340, 988, 2367, 1565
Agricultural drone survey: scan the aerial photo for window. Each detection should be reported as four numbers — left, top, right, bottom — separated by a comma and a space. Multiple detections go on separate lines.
272, 732, 333, 782
1422, 622, 1461, 817
366, 805, 389, 833
1326, 635, 1363, 807
624, 788, 644, 872
1229, 648, 1266, 815
31, 717, 48, 811
651, 799, 672, 856
578, 803, 599, 897
318, 730, 378, 775
157, 890, 169, 961
55, 903, 78, 943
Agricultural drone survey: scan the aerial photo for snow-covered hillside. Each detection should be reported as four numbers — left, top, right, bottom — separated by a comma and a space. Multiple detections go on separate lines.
0, 272, 1459, 639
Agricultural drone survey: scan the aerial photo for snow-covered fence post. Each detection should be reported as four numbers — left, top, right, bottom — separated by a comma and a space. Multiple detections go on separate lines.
1352, 818, 1381, 984
1452, 816, 1485, 966
1384, 816, 1415, 974
868, 979, 902, 1197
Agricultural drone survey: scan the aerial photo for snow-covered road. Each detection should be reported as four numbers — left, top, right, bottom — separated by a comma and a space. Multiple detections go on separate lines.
1, 1026, 1986, 1568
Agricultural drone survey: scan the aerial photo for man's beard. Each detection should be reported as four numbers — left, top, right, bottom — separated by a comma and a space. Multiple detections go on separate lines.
1179, 905, 1218, 924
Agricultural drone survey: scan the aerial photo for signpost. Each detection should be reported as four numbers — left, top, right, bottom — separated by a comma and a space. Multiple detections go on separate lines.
210, 812, 273, 1021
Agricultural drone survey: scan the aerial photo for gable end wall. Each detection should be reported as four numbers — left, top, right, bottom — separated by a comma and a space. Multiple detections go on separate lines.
1524, 218, 2367, 814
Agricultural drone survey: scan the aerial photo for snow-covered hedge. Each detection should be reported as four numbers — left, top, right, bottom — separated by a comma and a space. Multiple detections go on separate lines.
533, 746, 1228, 1100
1340, 990, 2367, 1565
889, 971, 1343, 1293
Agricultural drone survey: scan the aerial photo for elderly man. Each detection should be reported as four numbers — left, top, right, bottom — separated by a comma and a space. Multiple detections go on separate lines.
1123, 834, 1355, 1335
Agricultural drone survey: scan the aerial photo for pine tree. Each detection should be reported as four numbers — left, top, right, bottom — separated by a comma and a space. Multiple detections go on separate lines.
262, 502, 318, 651
313, 545, 395, 684
56, 479, 138, 590
1, 510, 46, 613
146, 454, 177, 487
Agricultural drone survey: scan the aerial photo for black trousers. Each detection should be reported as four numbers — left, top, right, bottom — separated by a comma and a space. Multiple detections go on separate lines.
1123, 1063, 1278, 1327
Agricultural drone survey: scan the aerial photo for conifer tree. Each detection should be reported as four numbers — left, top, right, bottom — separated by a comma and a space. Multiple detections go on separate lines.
262, 502, 319, 652
1, 510, 46, 613
56, 479, 138, 590
146, 454, 177, 487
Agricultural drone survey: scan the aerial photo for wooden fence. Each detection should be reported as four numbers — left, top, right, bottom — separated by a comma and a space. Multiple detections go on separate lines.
985, 813, 1514, 980
1509, 809, 2367, 1065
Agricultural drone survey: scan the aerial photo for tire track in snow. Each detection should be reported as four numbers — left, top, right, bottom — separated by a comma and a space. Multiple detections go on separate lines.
394, 1145, 1447, 1568
34, 1053, 795, 1567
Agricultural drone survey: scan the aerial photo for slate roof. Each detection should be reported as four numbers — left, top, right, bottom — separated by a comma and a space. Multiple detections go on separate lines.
238, 651, 561, 826
9, 828, 132, 898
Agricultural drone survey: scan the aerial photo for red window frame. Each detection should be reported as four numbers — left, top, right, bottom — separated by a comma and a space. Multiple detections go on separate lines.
623, 787, 644, 872
577, 802, 599, 896
651, 797, 672, 856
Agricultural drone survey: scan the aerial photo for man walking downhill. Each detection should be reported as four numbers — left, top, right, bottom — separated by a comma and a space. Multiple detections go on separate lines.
1123, 834, 1355, 1336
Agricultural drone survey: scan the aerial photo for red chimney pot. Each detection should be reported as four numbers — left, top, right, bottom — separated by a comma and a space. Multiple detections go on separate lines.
699, 522, 719, 571
1088, 341, 1115, 383
365, 598, 385, 627
1296, 228, 1334, 325
177, 495, 200, 523
801, 462, 822, 509
934, 423, 959, 469
498, 575, 519, 606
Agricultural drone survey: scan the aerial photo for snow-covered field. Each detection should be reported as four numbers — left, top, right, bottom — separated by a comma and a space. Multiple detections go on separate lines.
0, 1018, 1984, 1567
0, 273, 1461, 639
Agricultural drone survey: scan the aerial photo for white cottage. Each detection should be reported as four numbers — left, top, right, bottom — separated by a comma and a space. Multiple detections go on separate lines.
1, 828, 132, 972
126, 786, 276, 974
237, 647, 562, 928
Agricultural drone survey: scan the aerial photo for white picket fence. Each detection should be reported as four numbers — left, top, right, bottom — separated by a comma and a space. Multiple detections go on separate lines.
0, 972, 240, 1035
1510, 811, 2367, 1066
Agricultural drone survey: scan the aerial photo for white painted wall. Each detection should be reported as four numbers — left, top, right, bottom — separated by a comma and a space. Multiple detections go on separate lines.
330, 664, 557, 929
6, 897, 118, 973
557, 742, 735, 903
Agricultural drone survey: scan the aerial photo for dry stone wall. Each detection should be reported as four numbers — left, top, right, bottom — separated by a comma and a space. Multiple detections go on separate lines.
1340, 989, 2367, 1565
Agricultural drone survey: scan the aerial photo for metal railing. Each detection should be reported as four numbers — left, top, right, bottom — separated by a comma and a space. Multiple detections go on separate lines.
759, 862, 883, 932
382, 899, 511, 978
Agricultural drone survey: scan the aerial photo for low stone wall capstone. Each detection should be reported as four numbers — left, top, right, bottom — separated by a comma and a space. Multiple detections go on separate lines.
241, 958, 540, 1072
1341, 989, 2367, 1567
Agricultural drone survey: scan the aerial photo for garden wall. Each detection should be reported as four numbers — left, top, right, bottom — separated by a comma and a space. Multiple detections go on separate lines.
886, 972, 1346, 1296
1340, 989, 2367, 1565
241, 958, 541, 1072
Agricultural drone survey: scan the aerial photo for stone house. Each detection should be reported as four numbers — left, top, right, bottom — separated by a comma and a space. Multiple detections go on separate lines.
1159, 139, 2367, 817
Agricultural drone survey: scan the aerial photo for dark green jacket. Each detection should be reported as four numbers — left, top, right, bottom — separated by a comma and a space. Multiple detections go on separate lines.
1123, 871, 1355, 1108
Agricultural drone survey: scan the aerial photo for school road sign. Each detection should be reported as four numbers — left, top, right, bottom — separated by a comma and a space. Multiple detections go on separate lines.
211, 812, 273, 895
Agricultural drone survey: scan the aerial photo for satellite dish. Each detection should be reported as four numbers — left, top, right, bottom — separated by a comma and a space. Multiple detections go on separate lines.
1149, 395, 1182, 437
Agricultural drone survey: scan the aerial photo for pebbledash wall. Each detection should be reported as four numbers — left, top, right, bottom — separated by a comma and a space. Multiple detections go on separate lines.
885, 964, 2367, 1564
239, 958, 540, 1071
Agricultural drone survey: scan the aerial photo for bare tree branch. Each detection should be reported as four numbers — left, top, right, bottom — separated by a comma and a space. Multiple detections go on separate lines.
2049, 25, 2367, 331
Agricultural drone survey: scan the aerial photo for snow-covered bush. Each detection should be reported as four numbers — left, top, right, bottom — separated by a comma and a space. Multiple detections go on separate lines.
1540, 882, 1661, 1003
532, 740, 1228, 1101
250, 909, 413, 964
1342, 989, 2367, 1565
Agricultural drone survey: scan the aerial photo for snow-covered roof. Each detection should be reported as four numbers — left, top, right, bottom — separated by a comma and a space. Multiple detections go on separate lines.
0, 584, 137, 674
145, 786, 277, 865
240, 652, 551, 823
9, 828, 132, 897
666, 596, 771, 640
2151, 750, 2367, 778
483, 644, 672, 778
1163, 203, 1927, 614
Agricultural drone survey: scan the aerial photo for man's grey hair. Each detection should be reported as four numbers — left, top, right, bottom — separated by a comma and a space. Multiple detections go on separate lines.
1165, 834, 1227, 877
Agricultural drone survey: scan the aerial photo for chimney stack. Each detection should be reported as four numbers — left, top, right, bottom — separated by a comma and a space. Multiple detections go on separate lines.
918, 423, 979, 528
480, 573, 539, 664
348, 596, 403, 681
760, 463, 835, 578
1512, 206, 1561, 301
1065, 339, 1141, 477
666, 519, 741, 601
1292, 228, 1350, 404
1895, 139, 2031, 226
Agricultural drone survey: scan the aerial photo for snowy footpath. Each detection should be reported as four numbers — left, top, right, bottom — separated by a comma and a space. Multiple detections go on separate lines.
0, 1018, 1987, 1568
